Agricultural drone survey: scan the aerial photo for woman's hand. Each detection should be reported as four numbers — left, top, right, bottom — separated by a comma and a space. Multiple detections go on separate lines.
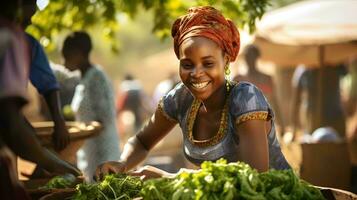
52, 123, 70, 151
95, 161, 126, 181
129, 165, 174, 180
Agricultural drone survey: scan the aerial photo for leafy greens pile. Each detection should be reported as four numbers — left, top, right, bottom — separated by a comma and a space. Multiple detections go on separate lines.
140, 159, 325, 200
71, 174, 142, 200
59, 159, 324, 199
40, 174, 76, 190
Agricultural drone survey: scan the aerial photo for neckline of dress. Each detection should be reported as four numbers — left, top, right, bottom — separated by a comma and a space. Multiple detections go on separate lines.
187, 81, 235, 148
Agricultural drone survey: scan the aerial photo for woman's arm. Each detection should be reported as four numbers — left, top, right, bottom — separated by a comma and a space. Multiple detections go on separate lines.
0, 99, 80, 176
235, 120, 269, 172
95, 106, 176, 179
44, 90, 70, 151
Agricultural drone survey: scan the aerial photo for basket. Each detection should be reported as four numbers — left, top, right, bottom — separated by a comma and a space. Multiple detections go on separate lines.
32, 121, 102, 163
32, 121, 102, 146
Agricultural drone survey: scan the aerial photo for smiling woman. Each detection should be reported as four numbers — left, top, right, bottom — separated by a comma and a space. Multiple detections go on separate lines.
95, 6, 290, 180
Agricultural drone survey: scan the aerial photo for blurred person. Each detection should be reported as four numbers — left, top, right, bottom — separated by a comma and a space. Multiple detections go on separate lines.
345, 57, 357, 194
96, 6, 290, 181
116, 73, 152, 134
49, 62, 80, 120
291, 64, 347, 141
39, 62, 80, 121
0, 1, 80, 198
344, 57, 357, 121
22, 0, 70, 152
62, 31, 120, 182
21, 0, 73, 179
233, 44, 286, 136
152, 72, 180, 105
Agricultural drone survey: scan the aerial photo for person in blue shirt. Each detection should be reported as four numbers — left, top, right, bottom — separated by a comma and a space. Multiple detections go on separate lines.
0, 2, 80, 198
22, 0, 70, 152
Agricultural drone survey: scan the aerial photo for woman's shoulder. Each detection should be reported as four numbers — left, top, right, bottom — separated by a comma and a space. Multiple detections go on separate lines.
86, 66, 110, 83
230, 81, 263, 97
229, 81, 271, 115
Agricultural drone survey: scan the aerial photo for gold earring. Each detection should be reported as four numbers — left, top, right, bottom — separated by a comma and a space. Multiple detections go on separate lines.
224, 65, 231, 92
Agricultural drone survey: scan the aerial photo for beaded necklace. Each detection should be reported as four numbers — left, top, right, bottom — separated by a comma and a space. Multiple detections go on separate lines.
187, 84, 232, 148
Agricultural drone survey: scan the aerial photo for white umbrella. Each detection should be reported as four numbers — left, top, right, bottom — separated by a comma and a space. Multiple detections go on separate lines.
253, 0, 357, 137
254, 0, 357, 67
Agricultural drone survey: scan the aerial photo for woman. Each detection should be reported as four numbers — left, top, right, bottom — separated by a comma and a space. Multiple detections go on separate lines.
62, 31, 120, 182
96, 6, 290, 180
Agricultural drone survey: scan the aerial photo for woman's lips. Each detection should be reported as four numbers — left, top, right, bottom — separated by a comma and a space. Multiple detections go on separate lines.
191, 81, 210, 89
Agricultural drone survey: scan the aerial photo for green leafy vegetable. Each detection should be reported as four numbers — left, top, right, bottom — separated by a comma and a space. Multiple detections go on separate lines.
40, 174, 76, 190
140, 159, 325, 200
72, 174, 142, 200
67, 159, 325, 199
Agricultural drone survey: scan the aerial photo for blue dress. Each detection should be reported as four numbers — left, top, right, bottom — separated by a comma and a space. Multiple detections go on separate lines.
159, 81, 290, 170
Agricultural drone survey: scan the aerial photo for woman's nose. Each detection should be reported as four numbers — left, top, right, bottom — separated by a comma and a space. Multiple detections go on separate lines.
191, 66, 204, 77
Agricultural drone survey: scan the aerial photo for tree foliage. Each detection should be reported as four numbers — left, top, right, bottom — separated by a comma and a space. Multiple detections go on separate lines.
28, 0, 269, 52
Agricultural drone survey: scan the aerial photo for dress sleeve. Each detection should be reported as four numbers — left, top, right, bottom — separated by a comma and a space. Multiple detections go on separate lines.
157, 82, 188, 124
230, 82, 274, 126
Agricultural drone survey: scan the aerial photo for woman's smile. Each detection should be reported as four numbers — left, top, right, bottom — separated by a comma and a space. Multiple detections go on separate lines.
191, 81, 210, 90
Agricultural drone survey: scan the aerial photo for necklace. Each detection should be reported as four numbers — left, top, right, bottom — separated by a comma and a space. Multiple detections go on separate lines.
187, 88, 231, 148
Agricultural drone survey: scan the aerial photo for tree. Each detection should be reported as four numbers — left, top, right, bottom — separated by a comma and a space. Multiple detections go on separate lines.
28, 0, 269, 52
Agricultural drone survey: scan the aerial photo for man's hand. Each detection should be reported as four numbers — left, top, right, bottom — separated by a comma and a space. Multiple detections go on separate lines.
52, 124, 70, 151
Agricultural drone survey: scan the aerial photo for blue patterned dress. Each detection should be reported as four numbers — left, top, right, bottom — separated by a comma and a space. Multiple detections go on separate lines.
159, 81, 290, 170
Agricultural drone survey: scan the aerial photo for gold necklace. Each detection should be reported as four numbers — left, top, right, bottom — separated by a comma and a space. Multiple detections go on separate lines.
187, 90, 230, 148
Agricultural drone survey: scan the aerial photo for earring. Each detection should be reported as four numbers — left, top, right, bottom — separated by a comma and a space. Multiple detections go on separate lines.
224, 65, 231, 92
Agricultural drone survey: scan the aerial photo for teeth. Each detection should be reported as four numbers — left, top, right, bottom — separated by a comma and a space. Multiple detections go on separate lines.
192, 81, 209, 89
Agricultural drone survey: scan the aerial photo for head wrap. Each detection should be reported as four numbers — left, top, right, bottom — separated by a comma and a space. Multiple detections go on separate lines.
171, 6, 240, 62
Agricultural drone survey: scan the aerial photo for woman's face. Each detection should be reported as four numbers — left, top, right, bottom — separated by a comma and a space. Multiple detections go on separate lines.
179, 36, 228, 101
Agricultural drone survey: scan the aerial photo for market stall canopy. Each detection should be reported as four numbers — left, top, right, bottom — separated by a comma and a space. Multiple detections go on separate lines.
254, 0, 357, 67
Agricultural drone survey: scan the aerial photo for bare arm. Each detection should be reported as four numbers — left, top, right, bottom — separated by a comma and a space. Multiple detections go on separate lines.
95, 106, 176, 179
0, 99, 80, 176
44, 90, 70, 151
236, 120, 269, 172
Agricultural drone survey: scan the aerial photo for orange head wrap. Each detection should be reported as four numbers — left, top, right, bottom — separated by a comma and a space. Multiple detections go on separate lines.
171, 6, 240, 62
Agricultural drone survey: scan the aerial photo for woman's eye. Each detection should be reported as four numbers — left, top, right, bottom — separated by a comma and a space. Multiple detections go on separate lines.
181, 63, 193, 69
204, 62, 214, 68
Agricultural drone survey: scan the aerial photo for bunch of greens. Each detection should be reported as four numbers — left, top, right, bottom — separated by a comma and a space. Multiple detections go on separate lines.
140, 159, 325, 200
40, 174, 76, 190
71, 174, 142, 200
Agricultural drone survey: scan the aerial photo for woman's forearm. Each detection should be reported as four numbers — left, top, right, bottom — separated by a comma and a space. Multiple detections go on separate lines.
2, 101, 77, 174
44, 90, 65, 123
120, 135, 149, 172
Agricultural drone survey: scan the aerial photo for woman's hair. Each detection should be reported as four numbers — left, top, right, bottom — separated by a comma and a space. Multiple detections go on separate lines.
62, 31, 92, 57
171, 6, 240, 62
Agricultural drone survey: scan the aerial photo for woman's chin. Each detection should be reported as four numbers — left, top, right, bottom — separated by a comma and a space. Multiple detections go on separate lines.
192, 93, 210, 101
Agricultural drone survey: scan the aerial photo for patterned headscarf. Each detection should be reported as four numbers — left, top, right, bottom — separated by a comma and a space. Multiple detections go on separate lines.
171, 6, 240, 62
